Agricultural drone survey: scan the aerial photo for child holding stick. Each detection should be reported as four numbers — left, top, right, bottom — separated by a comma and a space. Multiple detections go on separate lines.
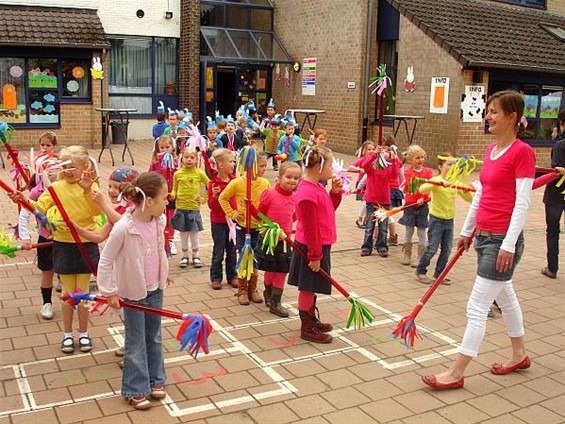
288, 145, 343, 343
97, 172, 173, 410
349, 141, 376, 228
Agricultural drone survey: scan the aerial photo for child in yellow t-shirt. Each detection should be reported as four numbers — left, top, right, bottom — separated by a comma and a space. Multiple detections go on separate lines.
415, 153, 473, 284
218, 151, 270, 305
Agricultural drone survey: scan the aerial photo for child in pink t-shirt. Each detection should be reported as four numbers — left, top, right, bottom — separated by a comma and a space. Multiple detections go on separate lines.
255, 162, 301, 317
349, 141, 376, 228
399, 144, 434, 267
287, 146, 343, 344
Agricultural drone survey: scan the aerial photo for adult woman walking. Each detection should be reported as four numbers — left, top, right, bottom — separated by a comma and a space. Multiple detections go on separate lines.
422, 90, 536, 390
541, 109, 565, 280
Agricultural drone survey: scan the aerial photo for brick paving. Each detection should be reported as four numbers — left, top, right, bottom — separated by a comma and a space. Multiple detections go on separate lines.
0, 141, 563, 424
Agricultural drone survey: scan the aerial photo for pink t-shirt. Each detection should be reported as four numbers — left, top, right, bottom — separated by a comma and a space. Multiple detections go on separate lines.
360, 153, 398, 205
403, 167, 434, 204
133, 217, 160, 289
258, 185, 295, 236
476, 140, 536, 234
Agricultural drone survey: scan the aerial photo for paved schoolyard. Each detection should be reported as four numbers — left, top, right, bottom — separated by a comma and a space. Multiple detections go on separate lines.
0, 140, 563, 424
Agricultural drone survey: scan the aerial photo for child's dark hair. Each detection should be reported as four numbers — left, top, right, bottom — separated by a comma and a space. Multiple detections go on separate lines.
156, 112, 166, 122
121, 172, 166, 206
437, 152, 453, 168
39, 131, 58, 146
384, 134, 395, 147
152, 135, 174, 161
486, 90, 525, 132
302, 145, 332, 169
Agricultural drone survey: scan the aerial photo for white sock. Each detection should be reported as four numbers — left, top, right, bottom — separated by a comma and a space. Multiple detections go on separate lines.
64, 332, 73, 339
78, 332, 89, 339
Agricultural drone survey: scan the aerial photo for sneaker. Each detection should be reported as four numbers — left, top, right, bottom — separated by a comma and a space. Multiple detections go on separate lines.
150, 385, 166, 400
179, 257, 189, 268
355, 220, 367, 229
193, 257, 203, 268
78, 335, 93, 353
55, 276, 63, 293
377, 249, 389, 258
388, 233, 399, 246
415, 273, 433, 284
40, 303, 54, 320
170, 241, 177, 255
360, 249, 372, 257
115, 346, 124, 357
211, 281, 222, 290
61, 335, 75, 354
434, 275, 451, 285
541, 267, 557, 279
128, 396, 152, 410
228, 279, 239, 288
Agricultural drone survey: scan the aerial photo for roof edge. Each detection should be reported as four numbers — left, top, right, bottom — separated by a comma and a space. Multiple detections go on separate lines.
0, 42, 109, 49
0, 2, 98, 11
467, 60, 565, 76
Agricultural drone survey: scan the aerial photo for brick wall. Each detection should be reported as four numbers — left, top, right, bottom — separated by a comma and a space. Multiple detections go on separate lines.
547, 0, 565, 14
271, 0, 369, 155
179, 0, 200, 116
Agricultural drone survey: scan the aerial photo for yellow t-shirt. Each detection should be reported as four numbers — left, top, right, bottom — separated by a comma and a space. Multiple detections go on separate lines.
32, 180, 102, 243
419, 175, 473, 220
218, 176, 271, 228
171, 166, 210, 211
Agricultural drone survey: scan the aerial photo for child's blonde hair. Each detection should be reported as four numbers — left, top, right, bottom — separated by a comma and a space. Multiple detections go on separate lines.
212, 148, 234, 164
152, 135, 175, 162
356, 140, 376, 157
303, 145, 332, 169
402, 144, 426, 162
237, 116, 248, 127
59, 145, 92, 171
278, 161, 301, 178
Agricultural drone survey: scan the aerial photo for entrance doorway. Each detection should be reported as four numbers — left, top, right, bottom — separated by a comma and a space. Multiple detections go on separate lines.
216, 67, 236, 118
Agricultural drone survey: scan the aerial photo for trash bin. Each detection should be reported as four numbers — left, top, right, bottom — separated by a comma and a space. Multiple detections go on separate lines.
110, 121, 129, 145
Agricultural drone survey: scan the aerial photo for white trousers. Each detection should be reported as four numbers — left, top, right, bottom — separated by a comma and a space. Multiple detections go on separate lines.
180, 231, 200, 252
459, 275, 525, 358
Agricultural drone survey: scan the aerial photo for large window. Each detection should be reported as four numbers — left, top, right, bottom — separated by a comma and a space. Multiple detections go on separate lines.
201, 0, 273, 31
108, 37, 178, 116
488, 81, 564, 145
492, 0, 546, 9
0, 55, 91, 127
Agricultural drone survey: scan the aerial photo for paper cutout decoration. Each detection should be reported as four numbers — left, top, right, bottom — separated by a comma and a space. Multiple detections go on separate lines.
284, 66, 290, 87
43, 93, 55, 102
429, 77, 449, 114
404, 66, 415, 92
9, 65, 22, 79
72, 66, 85, 79
44, 105, 55, 113
2, 84, 16, 109
31, 101, 43, 110
90, 57, 104, 80
275, 63, 281, 82
28, 68, 57, 88
66, 80, 79, 93
460, 85, 486, 123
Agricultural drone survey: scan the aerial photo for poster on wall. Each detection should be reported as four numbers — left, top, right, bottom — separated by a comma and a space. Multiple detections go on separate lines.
429, 77, 449, 114
461, 85, 486, 122
302, 58, 316, 96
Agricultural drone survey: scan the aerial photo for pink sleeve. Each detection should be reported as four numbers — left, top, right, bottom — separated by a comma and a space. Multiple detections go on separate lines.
329, 190, 342, 210
360, 153, 377, 173
514, 144, 536, 179
351, 157, 364, 167
257, 189, 272, 214
298, 199, 322, 261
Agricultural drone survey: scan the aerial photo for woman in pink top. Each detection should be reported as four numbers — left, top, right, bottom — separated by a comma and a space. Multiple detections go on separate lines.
255, 162, 301, 317
423, 90, 536, 391
97, 172, 173, 410
288, 145, 343, 344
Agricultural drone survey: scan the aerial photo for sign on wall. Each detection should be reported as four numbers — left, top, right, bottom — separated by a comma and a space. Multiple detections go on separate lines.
429, 77, 449, 114
302, 58, 316, 96
461, 85, 486, 122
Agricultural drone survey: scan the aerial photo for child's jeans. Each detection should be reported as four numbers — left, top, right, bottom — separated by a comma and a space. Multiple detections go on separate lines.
416, 216, 454, 277
122, 289, 165, 398
362, 203, 389, 252
210, 222, 237, 282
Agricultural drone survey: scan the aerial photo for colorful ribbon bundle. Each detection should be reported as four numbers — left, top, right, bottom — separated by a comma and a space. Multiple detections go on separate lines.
438, 155, 482, 185
257, 213, 374, 329
61, 292, 212, 358
0, 121, 30, 186
0, 232, 53, 258
391, 230, 476, 348
373, 199, 431, 222
369, 64, 392, 170
331, 159, 353, 195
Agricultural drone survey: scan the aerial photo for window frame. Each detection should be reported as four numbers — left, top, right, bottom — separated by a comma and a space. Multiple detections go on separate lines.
201, 0, 274, 31
0, 49, 93, 129
107, 36, 179, 119
490, 0, 546, 9
372, 40, 398, 126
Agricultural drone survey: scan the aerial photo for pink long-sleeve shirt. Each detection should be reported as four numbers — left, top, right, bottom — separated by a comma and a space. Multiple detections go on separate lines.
295, 180, 342, 261
360, 153, 398, 205
257, 185, 295, 236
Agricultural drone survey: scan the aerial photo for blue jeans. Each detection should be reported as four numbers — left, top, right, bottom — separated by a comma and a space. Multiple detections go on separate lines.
210, 222, 237, 282
362, 203, 389, 252
122, 289, 165, 398
416, 216, 454, 277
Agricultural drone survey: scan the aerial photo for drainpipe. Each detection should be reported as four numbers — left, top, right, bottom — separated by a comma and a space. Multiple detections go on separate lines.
362, 0, 375, 143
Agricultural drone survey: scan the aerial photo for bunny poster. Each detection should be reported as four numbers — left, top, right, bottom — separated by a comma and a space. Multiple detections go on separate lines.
90, 56, 104, 80
404, 66, 415, 92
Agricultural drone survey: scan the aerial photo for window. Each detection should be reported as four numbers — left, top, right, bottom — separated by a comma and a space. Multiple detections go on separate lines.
492, 0, 546, 9
374, 41, 398, 122
0, 55, 91, 127
201, 0, 273, 31
108, 37, 178, 116
488, 81, 564, 145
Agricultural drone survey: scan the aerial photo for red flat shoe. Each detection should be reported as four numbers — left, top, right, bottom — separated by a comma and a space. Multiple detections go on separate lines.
422, 374, 464, 390
490, 356, 531, 375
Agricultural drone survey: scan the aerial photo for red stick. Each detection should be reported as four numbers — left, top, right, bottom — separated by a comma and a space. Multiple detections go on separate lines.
2, 142, 30, 186
378, 93, 384, 146
0, 177, 41, 215
535, 166, 559, 174
246, 168, 251, 234
417, 178, 476, 192
22, 242, 53, 250
46, 185, 97, 276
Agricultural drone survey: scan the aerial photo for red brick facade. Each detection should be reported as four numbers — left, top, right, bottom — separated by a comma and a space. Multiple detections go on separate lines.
179, 0, 201, 117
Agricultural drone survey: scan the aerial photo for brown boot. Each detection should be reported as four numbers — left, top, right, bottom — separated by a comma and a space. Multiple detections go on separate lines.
263, 284, 273, 308
269, 288, 289, 317
309, 295, 333, 332
412, 244, 425, 268
236, 278, 249, 305
401, 243, 412, 266
248, 274, 263, 303
299, 311, 333, 343
388, 233, 398, 246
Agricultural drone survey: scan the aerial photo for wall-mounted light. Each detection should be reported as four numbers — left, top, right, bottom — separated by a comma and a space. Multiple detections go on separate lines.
136, 9, 144, 18
165, 11, 173, 19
